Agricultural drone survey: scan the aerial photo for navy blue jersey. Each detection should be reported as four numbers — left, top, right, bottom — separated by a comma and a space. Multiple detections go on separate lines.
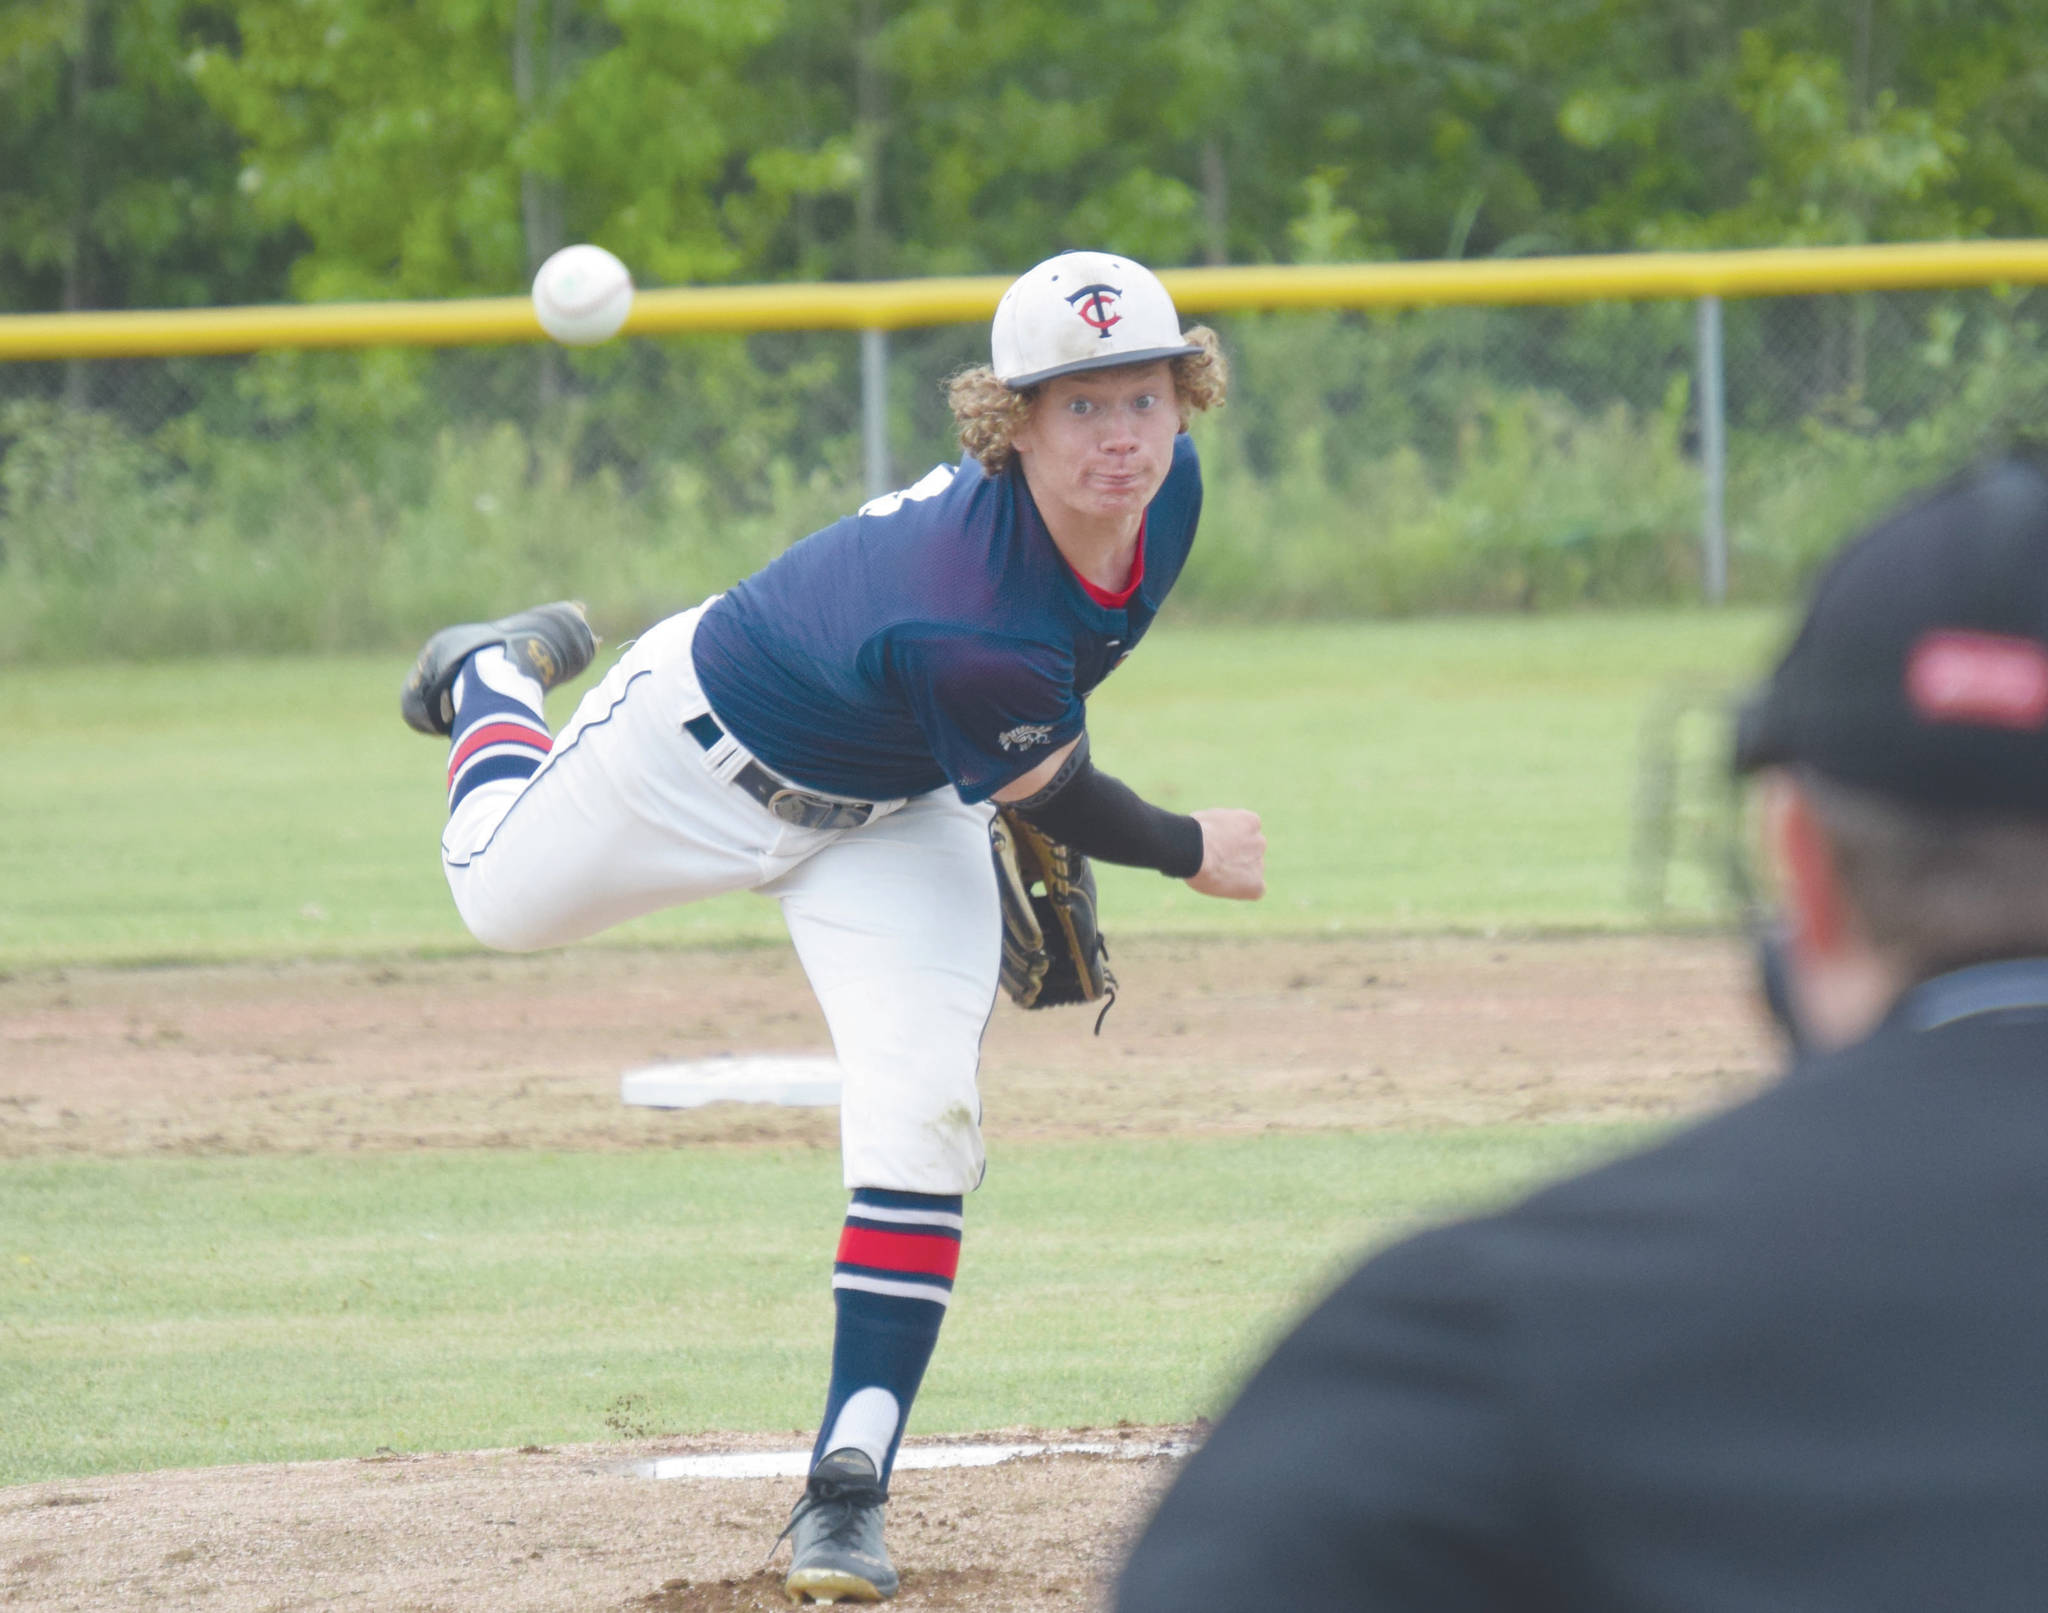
690, 433, 1202, 803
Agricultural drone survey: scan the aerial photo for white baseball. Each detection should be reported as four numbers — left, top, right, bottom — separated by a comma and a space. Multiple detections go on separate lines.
531, 244, 634, 346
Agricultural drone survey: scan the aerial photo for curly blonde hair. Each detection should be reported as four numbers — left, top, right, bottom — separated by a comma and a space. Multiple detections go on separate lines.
947, 324, 1229, 475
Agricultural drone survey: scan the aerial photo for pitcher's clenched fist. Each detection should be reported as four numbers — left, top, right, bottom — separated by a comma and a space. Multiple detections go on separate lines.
1188, 808, 1266, 900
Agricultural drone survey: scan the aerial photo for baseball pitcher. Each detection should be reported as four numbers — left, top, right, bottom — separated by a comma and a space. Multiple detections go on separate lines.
398, 251, 1265, 1602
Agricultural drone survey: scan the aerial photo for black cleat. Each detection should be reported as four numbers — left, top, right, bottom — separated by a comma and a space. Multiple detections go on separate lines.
399, 601, 597, 736
777, 1448, 898, 1603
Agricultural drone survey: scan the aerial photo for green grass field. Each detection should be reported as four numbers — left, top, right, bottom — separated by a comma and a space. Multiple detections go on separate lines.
0, 609, 1783, 969
0, 1127, 1653, 1487
0, 610, 1778, 1487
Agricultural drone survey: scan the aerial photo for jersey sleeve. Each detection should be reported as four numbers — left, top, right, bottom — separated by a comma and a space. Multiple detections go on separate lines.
883, 626, 1084, 802
1114, 1223, 1547, 1612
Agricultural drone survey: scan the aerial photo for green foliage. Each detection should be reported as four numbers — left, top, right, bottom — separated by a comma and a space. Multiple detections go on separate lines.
191, 0, 781, 300
0, 1, 298, 317
1544, 1, 2048, 252
6, 1, 2048, 325
0, 341, 868, 662
1189, 392, 1694, 617
1726, 292, 2048, 589
0, 1126, 1647, 1484
1174, 302, 1706, 617
3, 2, 2047, 660
9, 291, 2043, 661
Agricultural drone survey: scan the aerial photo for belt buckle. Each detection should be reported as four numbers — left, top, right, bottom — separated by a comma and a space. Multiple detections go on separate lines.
767, 788, 821, 828
767, 787, 871, 831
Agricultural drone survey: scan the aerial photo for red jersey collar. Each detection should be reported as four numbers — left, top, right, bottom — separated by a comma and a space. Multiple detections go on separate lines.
1068, 516, 1146, 610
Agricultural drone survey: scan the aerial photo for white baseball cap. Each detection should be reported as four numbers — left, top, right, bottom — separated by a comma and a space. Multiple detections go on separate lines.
990, 251, 1202, 390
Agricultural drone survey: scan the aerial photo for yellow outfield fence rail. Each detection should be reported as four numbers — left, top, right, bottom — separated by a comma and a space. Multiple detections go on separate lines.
1, 240, 2047, 360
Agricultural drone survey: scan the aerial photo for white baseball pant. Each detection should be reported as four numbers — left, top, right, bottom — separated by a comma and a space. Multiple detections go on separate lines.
440, 604, 1000, 1195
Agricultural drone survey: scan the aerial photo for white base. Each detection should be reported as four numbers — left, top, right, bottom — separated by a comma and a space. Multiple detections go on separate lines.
621, 1054, 842, 1110
635, 1438, 1194, 1480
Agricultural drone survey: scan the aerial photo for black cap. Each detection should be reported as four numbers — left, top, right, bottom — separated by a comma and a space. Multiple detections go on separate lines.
1735, 451, 2048, 814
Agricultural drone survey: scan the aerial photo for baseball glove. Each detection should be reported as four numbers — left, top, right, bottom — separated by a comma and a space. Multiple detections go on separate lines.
991, 806, 1116, 1028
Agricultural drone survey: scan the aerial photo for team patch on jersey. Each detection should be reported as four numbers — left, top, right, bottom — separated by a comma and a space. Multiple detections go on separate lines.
998, 722, 1056, 752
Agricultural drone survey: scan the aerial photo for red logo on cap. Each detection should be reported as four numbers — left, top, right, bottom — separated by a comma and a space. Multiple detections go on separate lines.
1066, 283, 1122, 338
1905, 631, 2048, 730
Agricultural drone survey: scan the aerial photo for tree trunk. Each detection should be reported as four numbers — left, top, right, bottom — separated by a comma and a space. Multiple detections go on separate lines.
854, 0, 886, 281
62, 0, 98, 412
1847, 0, 1875, 403
515, 0, 567, 412
855, 0, 889, 487
1202, 139, 1229, 266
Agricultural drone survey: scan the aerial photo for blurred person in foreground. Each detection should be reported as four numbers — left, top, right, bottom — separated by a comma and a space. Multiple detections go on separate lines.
1116, 452, 2048, 1612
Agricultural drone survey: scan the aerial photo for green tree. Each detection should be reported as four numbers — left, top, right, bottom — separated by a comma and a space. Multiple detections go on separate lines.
192, 0, 783, 299
1552, 0, 2048, 249
0, 0, 294, 318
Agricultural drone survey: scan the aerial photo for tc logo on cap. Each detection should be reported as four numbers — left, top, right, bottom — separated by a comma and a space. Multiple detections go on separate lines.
1906, 631, 2048, 730
990, 250, 1198, 387
1066, 284, 1122, 339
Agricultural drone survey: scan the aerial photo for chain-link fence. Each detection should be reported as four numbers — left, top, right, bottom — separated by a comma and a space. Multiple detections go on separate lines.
4, 285, 2046, 661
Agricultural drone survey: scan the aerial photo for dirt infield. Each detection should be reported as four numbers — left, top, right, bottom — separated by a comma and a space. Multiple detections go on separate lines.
2, 1430, 1198, 1613
0, 934, 1774, 1610
0, 933, 1768, 1158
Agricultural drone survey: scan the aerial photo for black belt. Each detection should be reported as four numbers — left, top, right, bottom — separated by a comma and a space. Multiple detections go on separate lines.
685, 714, 876, 831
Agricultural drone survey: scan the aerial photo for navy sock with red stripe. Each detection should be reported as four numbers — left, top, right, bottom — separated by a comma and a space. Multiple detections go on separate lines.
812, 1187, 963, 1483
445, 647, 553, 812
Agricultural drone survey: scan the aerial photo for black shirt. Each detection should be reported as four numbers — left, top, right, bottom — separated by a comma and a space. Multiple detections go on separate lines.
1118, 960, 2048, 1612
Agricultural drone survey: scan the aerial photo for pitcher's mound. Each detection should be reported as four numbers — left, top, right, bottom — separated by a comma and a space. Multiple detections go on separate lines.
1, 1426, 1198, 1612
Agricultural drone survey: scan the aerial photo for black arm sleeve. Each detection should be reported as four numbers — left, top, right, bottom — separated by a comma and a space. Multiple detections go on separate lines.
1006, 734, 1206, 878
